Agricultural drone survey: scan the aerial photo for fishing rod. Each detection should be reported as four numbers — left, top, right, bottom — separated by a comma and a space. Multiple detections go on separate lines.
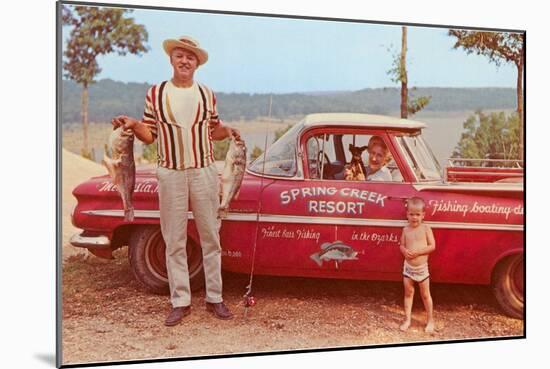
243, 95, 272, 318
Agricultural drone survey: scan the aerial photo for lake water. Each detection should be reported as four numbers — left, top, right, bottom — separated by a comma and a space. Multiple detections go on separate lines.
87, 111, 504, 167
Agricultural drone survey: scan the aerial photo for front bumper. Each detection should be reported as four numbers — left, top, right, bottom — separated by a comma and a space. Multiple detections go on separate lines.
70, 232, 111, 249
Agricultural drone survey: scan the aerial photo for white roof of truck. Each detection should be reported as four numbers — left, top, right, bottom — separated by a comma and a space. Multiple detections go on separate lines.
302, 113, 427, 130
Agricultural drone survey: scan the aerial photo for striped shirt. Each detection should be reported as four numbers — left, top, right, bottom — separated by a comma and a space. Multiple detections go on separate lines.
142, 80, 219, 169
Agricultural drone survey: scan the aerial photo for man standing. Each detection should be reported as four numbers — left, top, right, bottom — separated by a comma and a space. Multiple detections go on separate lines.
112, 36, 237, 326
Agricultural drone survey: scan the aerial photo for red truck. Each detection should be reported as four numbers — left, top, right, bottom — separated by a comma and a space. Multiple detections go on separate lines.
70, 113, 524, 318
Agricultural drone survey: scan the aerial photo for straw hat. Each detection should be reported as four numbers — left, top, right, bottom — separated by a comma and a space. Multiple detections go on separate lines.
162, 36, 208, 65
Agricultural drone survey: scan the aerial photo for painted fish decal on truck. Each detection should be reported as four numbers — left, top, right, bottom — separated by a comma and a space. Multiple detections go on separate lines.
310, 241, 358, 268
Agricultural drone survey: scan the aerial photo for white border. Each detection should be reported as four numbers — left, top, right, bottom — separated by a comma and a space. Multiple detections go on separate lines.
4, 1, 544, 369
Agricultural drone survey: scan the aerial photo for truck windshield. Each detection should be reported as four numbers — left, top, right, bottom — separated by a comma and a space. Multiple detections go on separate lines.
398, 135, 442, 181
248, 122, 301, 177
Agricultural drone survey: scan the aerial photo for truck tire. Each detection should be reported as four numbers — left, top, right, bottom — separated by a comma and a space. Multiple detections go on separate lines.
492, 254, 524, 319
128, 225, 205, 294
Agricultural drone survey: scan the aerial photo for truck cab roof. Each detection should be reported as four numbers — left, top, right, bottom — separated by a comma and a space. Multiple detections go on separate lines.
302, 113, 427, 130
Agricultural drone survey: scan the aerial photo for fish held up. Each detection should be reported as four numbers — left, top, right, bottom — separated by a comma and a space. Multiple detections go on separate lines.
102, 126, 136, 221
219, 137, 247, 218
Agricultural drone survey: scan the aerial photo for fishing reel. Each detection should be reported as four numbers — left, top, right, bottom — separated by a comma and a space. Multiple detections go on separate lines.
244, 294, 256, 307
243, 284, 256, 318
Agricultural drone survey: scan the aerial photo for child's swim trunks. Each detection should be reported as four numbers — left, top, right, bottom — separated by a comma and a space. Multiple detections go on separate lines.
403, 260, 430, 283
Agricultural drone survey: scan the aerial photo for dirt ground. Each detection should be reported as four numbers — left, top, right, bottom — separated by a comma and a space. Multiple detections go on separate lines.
61, 249, 523, 365
60, 148, 523, 366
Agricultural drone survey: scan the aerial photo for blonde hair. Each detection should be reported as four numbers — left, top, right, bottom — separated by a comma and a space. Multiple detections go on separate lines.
368, 135, 391, 163
368, 136, 386, 151
406, 196, 426, 211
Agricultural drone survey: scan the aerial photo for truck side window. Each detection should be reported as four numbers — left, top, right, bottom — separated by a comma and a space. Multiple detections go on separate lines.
306, 136, 321, 179
341, 134, 403, 182
305, 134, 340, 180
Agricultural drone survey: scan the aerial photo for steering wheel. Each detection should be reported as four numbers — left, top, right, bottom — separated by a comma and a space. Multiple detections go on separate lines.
318, 151, 334, 179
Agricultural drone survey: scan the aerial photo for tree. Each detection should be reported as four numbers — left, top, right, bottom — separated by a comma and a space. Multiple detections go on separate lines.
213, 139, 231, 161
273, 124, 293, 142
448, 30, 524, 159
388, 27, 431, 118
62, 5, 148, 157
452, 111, 521, 164
399, 26, 408, 118
249, 145, 264, 161
142, 142, 157, 163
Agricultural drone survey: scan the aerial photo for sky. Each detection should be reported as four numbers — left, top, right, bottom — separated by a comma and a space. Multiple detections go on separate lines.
62, 4, 519, 94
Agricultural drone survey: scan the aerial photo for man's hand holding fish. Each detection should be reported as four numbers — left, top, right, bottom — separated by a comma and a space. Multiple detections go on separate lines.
111, 116, 155, 145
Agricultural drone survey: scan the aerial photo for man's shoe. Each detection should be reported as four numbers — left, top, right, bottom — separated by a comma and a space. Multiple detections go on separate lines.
164, 306, 191, 326
205, 302, 233, 320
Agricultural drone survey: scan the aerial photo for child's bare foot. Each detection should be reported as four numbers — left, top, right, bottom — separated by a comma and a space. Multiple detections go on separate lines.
424, 321, 434, 333
399, 320, 410, 331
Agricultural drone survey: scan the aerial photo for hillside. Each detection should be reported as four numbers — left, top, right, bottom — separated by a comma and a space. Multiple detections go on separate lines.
60, 79, 516, 124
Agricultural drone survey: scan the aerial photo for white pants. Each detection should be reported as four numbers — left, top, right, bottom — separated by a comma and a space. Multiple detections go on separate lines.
157, 165, 222, 307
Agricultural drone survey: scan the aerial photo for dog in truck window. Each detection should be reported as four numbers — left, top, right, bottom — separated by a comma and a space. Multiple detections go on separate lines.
344, 144, 368, 181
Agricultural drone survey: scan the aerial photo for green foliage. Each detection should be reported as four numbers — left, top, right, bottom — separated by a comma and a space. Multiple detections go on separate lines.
274, 124, 293, 142
452, 111, 520, 160
449, 30, 525, 160
80, 147, 93, 160
62, 5, 149, 87
407, 95, 432, 116
386, 46, 406, 85
386, 27, 430, 117
142, 143, 157, 163
61, 80, 517, 125
448, 30, 524, 67
63, 4, 149, 156
213, 139, 231, 160
250, 145, 264, 161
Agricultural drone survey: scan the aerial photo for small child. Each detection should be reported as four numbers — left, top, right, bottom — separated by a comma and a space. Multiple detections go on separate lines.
399, 197, 436, 333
